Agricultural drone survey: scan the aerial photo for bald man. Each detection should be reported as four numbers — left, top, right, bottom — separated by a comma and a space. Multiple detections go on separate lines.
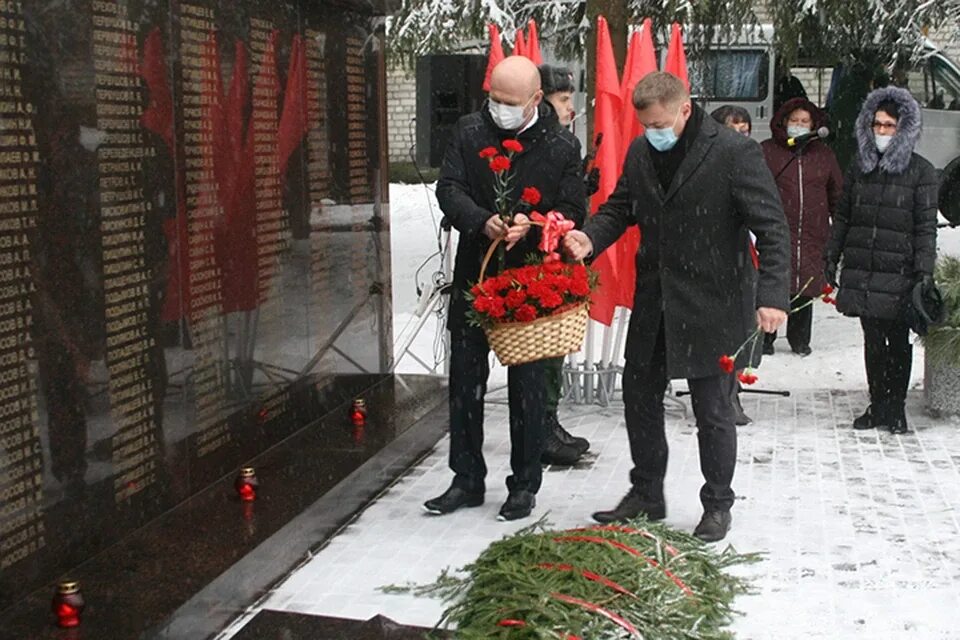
426, 56, 586, 521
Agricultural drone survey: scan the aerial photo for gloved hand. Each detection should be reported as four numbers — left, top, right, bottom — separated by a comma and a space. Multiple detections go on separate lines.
824, 262, 838, 288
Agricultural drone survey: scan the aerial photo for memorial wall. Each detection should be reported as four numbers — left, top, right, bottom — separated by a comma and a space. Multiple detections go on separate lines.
0, 0, 395, 623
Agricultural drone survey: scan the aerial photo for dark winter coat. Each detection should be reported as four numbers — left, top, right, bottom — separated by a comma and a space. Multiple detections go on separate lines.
761, 98, 843, 295
437, 103, 586, 330
824, 87, 939, 321
582, 112, 791, 379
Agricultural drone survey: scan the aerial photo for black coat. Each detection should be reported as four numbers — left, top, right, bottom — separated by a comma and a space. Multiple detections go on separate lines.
437, 103, 586, 330
825, 156, 939, 320
582, 116, 791, 379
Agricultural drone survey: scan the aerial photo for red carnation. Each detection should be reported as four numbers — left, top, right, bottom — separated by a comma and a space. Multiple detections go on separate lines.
823, 295, 836, 305
489, 155, 511, 173
505, 288, 527, 309
738, 370, 758, 385
488, 297, 506, 319
569, 278, 591, 296
479, 146, 498, 159
544, 261, 564, 273
821, 284, 834, 296
521, 186, 541, 205
540, 291, 563, 309
472, 296, 493, 313
502, 139, 523, 153
515, 304, 537, 322
514, 265, 540, 286
718, 355, 735, 373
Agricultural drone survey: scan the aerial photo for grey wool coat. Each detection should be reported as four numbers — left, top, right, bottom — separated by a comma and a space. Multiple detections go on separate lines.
582, 116, 791, 379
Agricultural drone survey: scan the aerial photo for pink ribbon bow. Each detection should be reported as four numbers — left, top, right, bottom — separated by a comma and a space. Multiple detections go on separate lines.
531, 210, 574, 262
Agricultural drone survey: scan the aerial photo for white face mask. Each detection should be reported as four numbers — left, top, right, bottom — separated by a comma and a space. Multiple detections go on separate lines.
875, 133, 894, 153
787, 125, 811, 139
489, 98, 531, 131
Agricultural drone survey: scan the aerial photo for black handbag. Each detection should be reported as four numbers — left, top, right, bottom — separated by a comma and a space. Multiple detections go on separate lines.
902, 279, 946, 336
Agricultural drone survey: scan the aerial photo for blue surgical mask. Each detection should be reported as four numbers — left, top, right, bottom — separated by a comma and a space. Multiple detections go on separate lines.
645, 107, 683, 152
787, 125, 811, 139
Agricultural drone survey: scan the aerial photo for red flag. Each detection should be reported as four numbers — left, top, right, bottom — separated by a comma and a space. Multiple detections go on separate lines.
526, 19, 542, 65
604, 19, 658, 312
278, 34, 309, 175
587, 16, 623, 326
483, 23, 505, 92
663, 22, 689, 89
512, 29, 526, 57
618, 19, 656, 158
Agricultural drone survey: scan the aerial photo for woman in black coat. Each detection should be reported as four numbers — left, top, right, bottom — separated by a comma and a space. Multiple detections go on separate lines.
824, 87, 939, 434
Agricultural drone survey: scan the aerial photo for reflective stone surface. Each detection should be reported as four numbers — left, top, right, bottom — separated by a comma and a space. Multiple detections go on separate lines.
0, 0, 420, 636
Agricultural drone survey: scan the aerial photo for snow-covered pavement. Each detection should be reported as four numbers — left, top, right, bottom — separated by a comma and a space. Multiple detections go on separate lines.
216, 184, 960, 639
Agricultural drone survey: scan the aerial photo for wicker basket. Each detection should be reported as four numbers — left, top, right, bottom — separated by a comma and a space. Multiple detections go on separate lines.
486, 303, 589, 366
478, 236, 589, 366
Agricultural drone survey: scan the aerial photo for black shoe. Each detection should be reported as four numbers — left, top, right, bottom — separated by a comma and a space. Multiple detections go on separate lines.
762, 341, 775, 356
497, 490, 535, 521
541, 427, 582, 466
853, 406, 875, 430
549, 415, 590, 455
792, 345, 813, 357
693, 510, 732, 542
592, 488, 666, 524
423, 485, 484, 515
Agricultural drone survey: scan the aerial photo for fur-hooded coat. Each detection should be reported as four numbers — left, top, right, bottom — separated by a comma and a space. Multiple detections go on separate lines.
825, 87, 939, 320
855, 86, 922, 175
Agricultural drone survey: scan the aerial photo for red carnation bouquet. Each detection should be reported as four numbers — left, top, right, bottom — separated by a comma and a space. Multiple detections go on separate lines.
468, 260, 598, 329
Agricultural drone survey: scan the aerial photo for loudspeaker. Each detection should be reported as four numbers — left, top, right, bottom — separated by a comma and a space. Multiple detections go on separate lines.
415, 54, 487, 168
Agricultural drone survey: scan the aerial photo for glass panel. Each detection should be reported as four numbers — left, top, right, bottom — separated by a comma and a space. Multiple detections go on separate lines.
691, 49, 768, 101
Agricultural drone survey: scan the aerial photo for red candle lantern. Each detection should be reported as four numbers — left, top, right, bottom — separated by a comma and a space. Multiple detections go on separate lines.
350, 398, 367, 426
52, 581, 84, 628
235, 467, 258, 502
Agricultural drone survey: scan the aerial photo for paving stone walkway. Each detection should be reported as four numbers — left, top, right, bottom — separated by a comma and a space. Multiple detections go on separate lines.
218, 385, 960, 639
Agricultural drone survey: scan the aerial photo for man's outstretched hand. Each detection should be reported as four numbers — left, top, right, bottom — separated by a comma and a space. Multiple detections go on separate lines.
563, 230, 593, 261
756, 307, 787, 334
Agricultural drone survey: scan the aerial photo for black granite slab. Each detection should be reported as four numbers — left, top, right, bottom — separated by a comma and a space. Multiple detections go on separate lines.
1, 0, 398, 634
232, 611, 450, 640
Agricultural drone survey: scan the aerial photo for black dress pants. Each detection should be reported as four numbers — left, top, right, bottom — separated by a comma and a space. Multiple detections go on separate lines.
861, 317, 912, 412
448, 324, 547, 494
621, 324, 738, 512
764, 294, 813, 351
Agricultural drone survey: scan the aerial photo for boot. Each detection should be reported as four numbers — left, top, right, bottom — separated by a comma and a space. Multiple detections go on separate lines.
693, 510, 732, 542
540, 426, 581, 466
548, 413, 589, 454
887, 403, 909, 434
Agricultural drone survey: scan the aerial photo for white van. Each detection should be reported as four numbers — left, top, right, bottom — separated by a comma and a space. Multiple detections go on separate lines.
689, 34, 960, 171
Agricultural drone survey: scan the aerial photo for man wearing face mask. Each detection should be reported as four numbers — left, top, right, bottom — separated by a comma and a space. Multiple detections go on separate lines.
761, 98, 843, 358
824, 87, 937, 435
563, 72, 790, 542
427, 56, 586, 522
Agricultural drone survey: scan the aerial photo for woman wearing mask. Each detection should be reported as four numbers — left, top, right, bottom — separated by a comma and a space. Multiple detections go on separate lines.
761, 98, 843, 356
824, 87, 938, 434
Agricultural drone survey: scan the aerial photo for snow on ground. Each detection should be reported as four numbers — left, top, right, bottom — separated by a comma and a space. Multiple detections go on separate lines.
389, 182, 960, 391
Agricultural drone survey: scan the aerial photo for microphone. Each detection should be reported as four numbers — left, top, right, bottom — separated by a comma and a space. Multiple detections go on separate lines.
787, 126, 829, 147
